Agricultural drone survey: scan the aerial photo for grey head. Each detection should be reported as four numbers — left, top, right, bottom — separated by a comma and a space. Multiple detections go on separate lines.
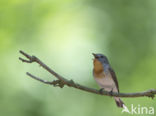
92, 53, 109, 64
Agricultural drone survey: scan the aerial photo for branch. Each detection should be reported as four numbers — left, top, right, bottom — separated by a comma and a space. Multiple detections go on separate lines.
19, 50, 156, 98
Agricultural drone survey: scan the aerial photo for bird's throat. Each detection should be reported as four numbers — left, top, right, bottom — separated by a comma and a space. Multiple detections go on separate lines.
93, 59, 104, 74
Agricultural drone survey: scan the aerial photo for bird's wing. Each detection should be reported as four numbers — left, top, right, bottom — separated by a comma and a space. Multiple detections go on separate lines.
109, 67, 119, 92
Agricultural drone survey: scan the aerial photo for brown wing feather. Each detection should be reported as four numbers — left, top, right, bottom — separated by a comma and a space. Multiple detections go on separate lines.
109, 67, 119, 92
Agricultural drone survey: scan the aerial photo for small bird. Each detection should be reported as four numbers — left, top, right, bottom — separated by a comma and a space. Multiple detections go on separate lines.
92, 53, 125, 108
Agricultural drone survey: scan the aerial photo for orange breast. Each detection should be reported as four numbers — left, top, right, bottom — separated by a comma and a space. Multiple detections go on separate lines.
93, 59, 105, 78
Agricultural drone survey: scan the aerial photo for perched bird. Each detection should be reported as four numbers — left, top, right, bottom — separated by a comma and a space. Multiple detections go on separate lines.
92, 53, 125, 108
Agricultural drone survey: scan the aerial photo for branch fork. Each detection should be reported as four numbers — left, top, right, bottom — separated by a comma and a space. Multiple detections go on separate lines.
19, 50, 156, 98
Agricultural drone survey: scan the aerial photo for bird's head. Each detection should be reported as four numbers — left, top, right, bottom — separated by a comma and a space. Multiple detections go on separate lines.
92, 53, 109, 64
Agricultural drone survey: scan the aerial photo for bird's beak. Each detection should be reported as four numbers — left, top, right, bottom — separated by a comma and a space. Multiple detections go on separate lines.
92, 53, 97, 58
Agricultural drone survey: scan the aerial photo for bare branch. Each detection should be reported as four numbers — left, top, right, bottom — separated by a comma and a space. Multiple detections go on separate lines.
26, 72, 65, 88
19, 50, 156, 98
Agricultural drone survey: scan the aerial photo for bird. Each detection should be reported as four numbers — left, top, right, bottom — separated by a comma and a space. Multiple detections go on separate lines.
92, 53, 125, 108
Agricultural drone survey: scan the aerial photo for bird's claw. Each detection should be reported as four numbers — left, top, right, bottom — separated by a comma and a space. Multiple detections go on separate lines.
99, 88, 104, 94
109, 88, 113, 96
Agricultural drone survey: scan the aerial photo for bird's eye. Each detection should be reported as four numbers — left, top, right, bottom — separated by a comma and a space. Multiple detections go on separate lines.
100, 56, 104, 58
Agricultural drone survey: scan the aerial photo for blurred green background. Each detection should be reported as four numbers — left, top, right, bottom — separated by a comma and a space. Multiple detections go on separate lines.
0, 0, 156, 116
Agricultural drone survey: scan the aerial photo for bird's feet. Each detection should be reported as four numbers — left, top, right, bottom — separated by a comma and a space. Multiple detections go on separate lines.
109, 88, 113, 96
99, 88, 104, 94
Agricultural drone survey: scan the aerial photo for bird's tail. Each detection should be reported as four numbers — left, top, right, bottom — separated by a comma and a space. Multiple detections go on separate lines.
114, 97, 125, 108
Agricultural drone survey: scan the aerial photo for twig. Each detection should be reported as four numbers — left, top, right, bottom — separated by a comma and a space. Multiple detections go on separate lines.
19, 50, 156, 98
